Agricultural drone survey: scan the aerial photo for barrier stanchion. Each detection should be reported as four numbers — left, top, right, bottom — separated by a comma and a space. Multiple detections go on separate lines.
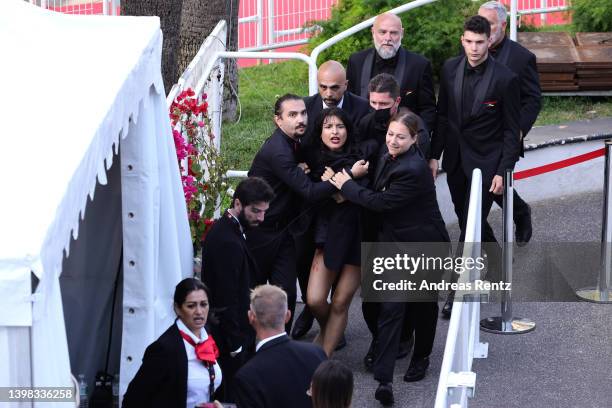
480, 169, 536, 334
576, 140, 612, 303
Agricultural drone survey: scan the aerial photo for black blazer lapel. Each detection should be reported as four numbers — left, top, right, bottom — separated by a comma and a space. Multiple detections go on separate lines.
453, 57, 465, 128
470, 58, 496, 117
394, 48, 408, 90
360, 49, 375, 97
496, 40, 512, 66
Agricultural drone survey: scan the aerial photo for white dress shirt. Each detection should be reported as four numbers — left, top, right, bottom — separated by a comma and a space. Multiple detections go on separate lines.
322, 95, 345, 110
255, 332, 287, 352
177, 319, 222, 408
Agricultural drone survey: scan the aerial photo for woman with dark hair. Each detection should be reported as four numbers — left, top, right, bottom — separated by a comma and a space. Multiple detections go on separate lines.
304, 107, 377, 356
309, 360, 354, 408
123, 278, 222, 407
330, 108, 450, 405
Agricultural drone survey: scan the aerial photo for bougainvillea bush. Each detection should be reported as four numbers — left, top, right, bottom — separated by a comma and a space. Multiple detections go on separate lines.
170, 88, 229, 246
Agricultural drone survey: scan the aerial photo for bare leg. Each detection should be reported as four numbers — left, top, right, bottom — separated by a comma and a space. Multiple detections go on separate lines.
322, 264, 361, 357
306, 249, 335, 345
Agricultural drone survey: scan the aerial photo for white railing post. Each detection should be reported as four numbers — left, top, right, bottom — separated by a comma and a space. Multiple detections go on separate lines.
256, 0, 263, 48
510, 0, 518, 41
435, 169, 487, 408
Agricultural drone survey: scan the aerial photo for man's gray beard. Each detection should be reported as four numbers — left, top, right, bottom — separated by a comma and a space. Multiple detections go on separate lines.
375, 43, 400, 60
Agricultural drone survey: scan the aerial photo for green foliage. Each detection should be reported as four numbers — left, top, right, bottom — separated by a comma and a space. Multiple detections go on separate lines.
572, 0, 612, 32
306, 0, 479, 76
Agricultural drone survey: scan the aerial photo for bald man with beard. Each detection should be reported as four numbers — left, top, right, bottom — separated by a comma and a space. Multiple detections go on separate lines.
346, 13, 436, 134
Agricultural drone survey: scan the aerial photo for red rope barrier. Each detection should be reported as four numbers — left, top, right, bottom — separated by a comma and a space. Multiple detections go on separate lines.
514, 148, 606, 180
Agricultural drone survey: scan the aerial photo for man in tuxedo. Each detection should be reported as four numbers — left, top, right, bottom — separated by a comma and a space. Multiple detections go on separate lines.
248, 94, 338, 332
201, 177, 274, 402
234, 284, 327, 408
302, 60, 371, 147
430, 15, 521, 316
357, 73, 430, 157
479, 1, 541, 246
346, 12, 436, 133
291, 60, 371, 341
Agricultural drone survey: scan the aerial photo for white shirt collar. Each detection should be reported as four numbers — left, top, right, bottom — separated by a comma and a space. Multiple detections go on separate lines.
255, 332, 287, 352
322, 95, 344, 110
176, 318, 208, 343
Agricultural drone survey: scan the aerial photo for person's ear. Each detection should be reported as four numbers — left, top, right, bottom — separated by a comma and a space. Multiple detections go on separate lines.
274, 114, 282, 128
248, 309, 256, 326
284, 309, 292, 324
234, 198, 243, 213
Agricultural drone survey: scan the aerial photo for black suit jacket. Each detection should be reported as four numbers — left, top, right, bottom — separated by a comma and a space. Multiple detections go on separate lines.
202, 212, 256, 355
302, 92, 371, 149
123, 324, 188, 408
346, 47, 437, 133
431, 56, 521, 183
249, 128, 337, 228
234, 334, 326, 408
341, 145, 449, 243
491, 37, 542, 155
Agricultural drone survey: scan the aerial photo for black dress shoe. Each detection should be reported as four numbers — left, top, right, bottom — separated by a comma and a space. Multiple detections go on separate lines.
334, 334, 347, 351
374, 382, 394, 406
441, 291, 454, 319
515, 204, 532, 247
403, 357, 429, 382
291, 306, 314, 339
364, 338, 377, 371
396, 333, 414, 360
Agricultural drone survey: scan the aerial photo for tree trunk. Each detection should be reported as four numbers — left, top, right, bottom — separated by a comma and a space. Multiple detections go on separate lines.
122, 0, 239, 118
121, 0, 183, 94
178, 0, 240, 121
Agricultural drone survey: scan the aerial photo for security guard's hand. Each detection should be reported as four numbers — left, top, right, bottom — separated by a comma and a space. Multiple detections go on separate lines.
322, 166, 335, 181
351, 160, 369, 178
329, 169, 352, 189
490, 175, 503, 195
298, 162, 310, 174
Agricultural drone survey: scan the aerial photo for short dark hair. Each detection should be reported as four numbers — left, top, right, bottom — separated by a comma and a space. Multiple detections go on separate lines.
311, 360, 354, 408
274, 93, 303, 117
464, 15, 491, 37
368, 73, 400, 99
233, 177, 274, 207
312, 107, 355, 151
173, 278, 210, 306
389, 107, 420, 138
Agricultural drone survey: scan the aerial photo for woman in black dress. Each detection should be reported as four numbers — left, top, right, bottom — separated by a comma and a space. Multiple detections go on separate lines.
330, 108, 450, 405
304, 107, 376, 356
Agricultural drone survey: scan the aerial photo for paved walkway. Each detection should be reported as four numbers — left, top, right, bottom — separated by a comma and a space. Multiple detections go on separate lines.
295, 191, 612, 408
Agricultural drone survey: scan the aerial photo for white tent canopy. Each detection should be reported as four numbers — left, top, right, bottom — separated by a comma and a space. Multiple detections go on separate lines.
0, 1, 192, 404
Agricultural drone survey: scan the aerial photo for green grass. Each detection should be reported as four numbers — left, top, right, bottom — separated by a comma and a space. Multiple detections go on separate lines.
221, 61, 612, 170
222, 61, 309, 171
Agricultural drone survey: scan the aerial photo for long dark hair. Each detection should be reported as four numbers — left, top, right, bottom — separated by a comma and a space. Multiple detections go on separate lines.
308, 108, 362, 177
311, 360, 354, 408
312, 107, 356, 153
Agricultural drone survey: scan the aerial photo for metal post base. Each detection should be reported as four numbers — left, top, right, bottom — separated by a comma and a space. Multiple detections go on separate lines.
480, 316, 536, 334
576, 287, 612, 303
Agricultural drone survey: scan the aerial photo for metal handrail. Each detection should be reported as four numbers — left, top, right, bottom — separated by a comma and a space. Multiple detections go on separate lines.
435, 169, 488, 408
310, 0, 439, 65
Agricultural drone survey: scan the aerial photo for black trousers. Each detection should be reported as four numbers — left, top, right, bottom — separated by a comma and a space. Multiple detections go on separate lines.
372, 302, 438, 383
446, 169, 502, 281
247, 227, 297, 331
493, 189, 531, 220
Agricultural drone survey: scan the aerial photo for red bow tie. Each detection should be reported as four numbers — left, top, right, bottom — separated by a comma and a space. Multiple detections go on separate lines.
179, 330, 219, 365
